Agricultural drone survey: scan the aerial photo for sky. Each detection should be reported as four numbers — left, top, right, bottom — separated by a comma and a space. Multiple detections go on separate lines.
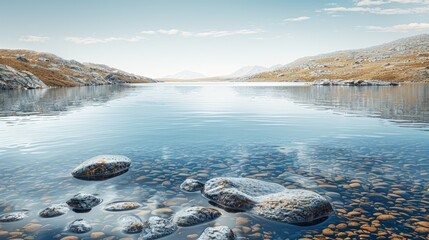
1, 0, 429, 78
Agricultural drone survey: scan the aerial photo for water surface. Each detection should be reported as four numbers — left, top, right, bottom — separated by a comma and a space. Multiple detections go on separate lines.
0, 83, 428, 239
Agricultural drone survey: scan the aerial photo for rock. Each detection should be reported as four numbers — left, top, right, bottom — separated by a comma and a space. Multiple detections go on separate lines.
139, 216, 177, 240
172, 206, 221, 227
16, 56, 29, 62
119, 215, 143, 234
68, 219, 92, 233
37, 57, 49, 62
0, 210, 29, 222
23, 223, 42, 232
90, 232, 105, 238
202, 177, 333, 225
0, 64, 47, 90
39, 204, 69, 218
312, 79, 399, 86
197, 226, 235, 240
376, 214, 396, 221
180, 179, 205, 192
104, 201, 141, 211
322, 228, 334, 236
71, 155, 131, 180
66, 193, 102, 212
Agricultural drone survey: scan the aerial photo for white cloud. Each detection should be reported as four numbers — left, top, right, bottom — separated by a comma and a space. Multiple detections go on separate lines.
141, 29, 261, 38
283, 16, 311, 22
367, 22, 429, 32
19, 35, 50, 43
65, 36, 145, 44
357, 0, 429, 5
324, 6, 429, 14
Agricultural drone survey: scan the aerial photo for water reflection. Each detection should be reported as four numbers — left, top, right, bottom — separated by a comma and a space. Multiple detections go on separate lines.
0, 85, 131, 117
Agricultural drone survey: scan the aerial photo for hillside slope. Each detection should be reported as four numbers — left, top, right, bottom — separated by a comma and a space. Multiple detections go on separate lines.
250, 34, 429, 83
0, 49, 154, 90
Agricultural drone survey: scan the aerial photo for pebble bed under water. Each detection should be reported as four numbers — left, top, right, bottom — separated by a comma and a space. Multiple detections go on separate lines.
0, 83, 428, 239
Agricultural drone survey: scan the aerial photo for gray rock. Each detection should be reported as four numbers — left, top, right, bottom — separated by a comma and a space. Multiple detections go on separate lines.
202, 177, 333, 225
105, 201, 142, 211
71, 155, 131, 180
68, 219, 92, 233
0, 210, 29, 222
37, 57, 49, 62
180, 179, 205, 192
0, 64, 47, 90
197, 226, 235, 240
172, 206, 221, 227
16, 56, 29, 62
119, 215, 143, 234
39, 204, 69, 218
66, 193, 102, 212
139, 216, 177, 240
312, 79, 399, 86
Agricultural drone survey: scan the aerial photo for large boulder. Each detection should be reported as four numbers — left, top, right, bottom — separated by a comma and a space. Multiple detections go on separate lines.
202, 177, 333, 225
0, 64, 47, 90
66, 193, 102, 212
0, 210, 29, 222
172, 206, 221, 226
139, 216, 177, 240
71, 155, 131, 180
119, 215, 143, 234
197, 226, 235, 240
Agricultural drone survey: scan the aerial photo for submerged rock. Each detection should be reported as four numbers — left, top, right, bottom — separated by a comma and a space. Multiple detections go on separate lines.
139, 216, 177, 240
172, 206, 221, 226
66, 193, 102, 212
0, 210, 29, 222
180, 179, 205, 192
202, 177, 333, 225
197, 226, 235, 240
68, 219, 92, 233
71, 155, 131, 180
39, 204, 69, 218
105, 201, 142, 211
119, 215, 143, 234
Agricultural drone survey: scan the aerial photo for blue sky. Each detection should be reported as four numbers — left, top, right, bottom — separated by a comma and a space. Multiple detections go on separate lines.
1, 0, 429, 78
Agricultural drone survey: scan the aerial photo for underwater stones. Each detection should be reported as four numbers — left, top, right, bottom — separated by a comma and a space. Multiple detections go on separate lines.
202, 177, 333, 225
139, 216, 177, 240
39, 204, 69, 218
180, 179, 205, 192
119, 215, 143, 234
197, 226, 235, 240
66, 193, 102, 212
68, 219, 92, 233
0, 210, 29, 222
104, 201, 142, 211
172, 206, 221, 227
71, 155, 131, 180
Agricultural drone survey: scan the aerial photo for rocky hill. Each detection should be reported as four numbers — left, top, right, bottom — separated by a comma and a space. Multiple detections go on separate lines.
250, 34, 429, 83
0, 49, 154, 90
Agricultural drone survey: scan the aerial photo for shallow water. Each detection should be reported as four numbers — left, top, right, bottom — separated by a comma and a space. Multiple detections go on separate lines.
0, 82, 428, 240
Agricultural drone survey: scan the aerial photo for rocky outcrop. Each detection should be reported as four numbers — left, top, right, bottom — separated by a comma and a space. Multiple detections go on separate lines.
71, 155, 131, 180
172, 206, 221, 226
0, 64, 47, 90
197, 226, 235, 240
202, 177, 333, 225
312, 79, 399, 86
0, 49, 155, 90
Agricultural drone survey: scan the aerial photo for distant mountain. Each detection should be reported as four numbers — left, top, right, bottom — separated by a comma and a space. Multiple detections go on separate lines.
0, 49, 154, 90
250, 34, 429, 83
226, 65, 283, 78
162, 70, 207, 80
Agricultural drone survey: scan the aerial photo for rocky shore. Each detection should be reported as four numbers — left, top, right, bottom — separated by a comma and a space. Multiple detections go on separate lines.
0, 49, 155, 90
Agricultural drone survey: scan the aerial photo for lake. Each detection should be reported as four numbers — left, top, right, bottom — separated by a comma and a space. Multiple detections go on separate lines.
0, 82, 428, 239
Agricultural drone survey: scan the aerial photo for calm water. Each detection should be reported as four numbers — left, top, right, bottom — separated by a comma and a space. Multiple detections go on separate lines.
0, 82, 428, 240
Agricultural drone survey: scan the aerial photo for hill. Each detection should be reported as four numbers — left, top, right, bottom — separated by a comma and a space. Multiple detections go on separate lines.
0, 49, 154, 90
250, 34, 429, 83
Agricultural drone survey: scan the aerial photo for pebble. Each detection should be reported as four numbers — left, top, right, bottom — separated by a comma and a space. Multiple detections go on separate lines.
104, 201, 141, 211
71, 155, 131, 180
